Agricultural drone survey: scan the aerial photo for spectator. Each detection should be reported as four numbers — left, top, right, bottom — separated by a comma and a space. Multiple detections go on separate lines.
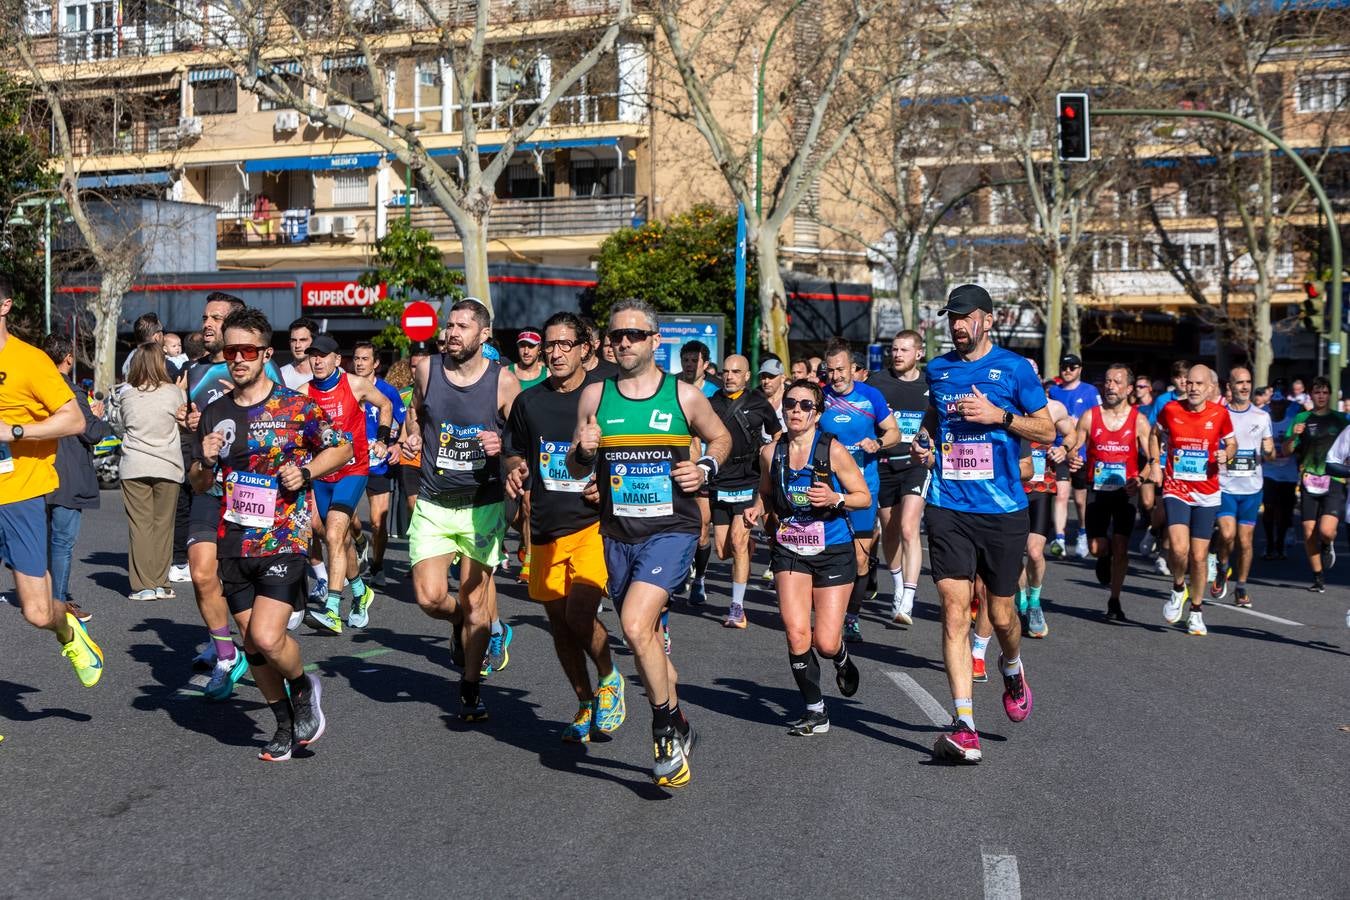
280, 316, 317, 389
163, 332, 188, 378
1289, 377, 1311, 410
41, 334, 110, 623
110, 343, 185, 601
121, 312, 165, 379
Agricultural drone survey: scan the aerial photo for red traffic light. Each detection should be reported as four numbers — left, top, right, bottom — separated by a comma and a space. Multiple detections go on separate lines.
1305, 281, 1320, 299
1064, 106, 1076, 119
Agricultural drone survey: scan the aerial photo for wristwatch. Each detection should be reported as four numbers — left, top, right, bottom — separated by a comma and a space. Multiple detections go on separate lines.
1001, 410, 1014, 428
300, 466, 313, 487
10, 424, 23, 440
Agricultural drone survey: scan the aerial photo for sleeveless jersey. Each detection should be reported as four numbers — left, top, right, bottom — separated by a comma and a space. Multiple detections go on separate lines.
769, 432, 852, 555
1084, 406, 1140, 493
419, 356, 504, 505
595, 373, 699, 543
305, 372, 368, 481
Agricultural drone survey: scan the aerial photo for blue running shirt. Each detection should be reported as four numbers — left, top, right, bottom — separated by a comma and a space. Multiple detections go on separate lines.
926, 346, 1046, 513
821, 381, 892, 488
363, 377, 406, 476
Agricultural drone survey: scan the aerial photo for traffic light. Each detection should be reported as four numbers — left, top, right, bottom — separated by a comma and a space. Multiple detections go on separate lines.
1301, 280, 1323, 333
1056, 92, 1091, 162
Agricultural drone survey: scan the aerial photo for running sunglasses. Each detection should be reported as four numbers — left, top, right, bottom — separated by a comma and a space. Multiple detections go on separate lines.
222, 344, 267, 362
607, 328, 657, 345
782, 398, 819, 412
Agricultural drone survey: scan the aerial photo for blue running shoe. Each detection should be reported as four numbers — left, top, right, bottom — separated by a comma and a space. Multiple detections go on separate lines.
595, 670, 626, 732
481, 622, 513, 676
204, 652, 249, 701
562, 700, 595, 743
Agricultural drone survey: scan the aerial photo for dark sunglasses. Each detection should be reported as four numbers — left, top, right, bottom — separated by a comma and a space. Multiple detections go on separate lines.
608, 328, 657, 345
541, 339, 579, 353
782, 398, 818, 412
223, 344, 267, 362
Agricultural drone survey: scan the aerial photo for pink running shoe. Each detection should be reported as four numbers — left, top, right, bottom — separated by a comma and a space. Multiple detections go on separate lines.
1000, 656, 1032, 722
932, 722, 982, 763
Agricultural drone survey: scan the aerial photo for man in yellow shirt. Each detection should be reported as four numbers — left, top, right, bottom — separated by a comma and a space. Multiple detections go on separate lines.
0, 276, 103, 687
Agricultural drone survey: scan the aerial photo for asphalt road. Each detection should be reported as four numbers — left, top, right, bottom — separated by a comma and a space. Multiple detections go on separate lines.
2, 495, 1347, 898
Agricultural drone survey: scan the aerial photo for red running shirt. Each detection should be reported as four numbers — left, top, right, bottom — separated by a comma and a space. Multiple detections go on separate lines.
1084, 406, 1140, 493
305, 372, 369, 481
1157, 400, 1234, 506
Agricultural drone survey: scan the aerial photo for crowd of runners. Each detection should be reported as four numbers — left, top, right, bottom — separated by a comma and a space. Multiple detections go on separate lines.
2, 275, 1347, 780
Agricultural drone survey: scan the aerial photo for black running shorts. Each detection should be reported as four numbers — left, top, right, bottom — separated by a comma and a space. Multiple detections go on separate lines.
1086, 490, 1137, 540
367, 471, 394, 496
924, 505, 1029, 598
187, 492, 222, 547
878, 465, 930, 508
1300, 479, 1347, 522
218, 553, 307, 616
1026, 491, 1054, 540
770, 543, 855, 588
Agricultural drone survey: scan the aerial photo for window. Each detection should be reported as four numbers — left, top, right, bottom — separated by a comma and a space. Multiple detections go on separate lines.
26, 0, 52, 35
570, 158, 630, 197
194, 78, 236, 115
61, 1, 115, 62
1189, 243, 1217, 270
328, 69, 377, 105
332, 172, 370, 207
1296, 72, 1350, 113
1096, 240, 1123, 271
506, 162, 548, 199
259, 73, 304, 111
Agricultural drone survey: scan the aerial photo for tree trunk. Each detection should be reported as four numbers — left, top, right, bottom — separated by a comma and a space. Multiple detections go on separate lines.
461, 215, 493, 314
756, 227, 790, 363
1064, 263, 1081, 359
92, 263, 134, 392
1252, 275, 1273, 385
1042, 254, 1065, 374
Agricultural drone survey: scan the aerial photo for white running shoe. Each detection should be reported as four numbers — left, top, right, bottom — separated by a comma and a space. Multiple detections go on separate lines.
1154, 555, 1171, 577
1163, 586, 1188, 624
1074, 533, 1089, 559
168, 564, 192, 583
287, 608, 304, 631
1187, 610, 1207, 636
1139, 532, 1155, 557
1206, 553, 1217, 586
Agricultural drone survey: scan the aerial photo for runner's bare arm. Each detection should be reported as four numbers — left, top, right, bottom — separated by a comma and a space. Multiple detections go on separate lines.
566, 382, 604, 478
498, 367, 522, 422
1220, 434, 1237, 466
679, 381, 731, 467
742, 444, 776, 528
353, 375, 393, 429
3, 398, 82, 442
1135, 418, 1157, 482
403, 356, 430, 456
873, 413, 900, 452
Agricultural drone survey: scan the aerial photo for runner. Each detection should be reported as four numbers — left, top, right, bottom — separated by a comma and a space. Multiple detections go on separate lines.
1069, 363, 1153, 623
566, 297, 730, 788
1139, 360, 1190, 573
743, 378, 868, 735
1262, 395, 1299, 560
350, 341, 406, 588
1151, 365, 1236, 634
508, 328, 547, 390
911, 283, 1055, 764
1048, 353, 1100, 559
679, 340, 720, 398
279, 317, 316, 390
1018, 377, 1077, 637
1210, 366, 1273, 607
302, 334, 392, 632
504, 312, 625, 742
790, 358, 812, 382
757, 357, 786, 431
190, 306, 352, 761
869, 330, 930, 627
0, 275, 102, 689
819, 338, 899, 642
402, 299, 522, 720
1283, 376, 1349, 593
706, 354, 781, 628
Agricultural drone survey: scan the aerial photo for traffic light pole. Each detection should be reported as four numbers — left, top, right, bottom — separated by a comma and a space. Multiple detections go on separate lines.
1096, 108, 1343, 400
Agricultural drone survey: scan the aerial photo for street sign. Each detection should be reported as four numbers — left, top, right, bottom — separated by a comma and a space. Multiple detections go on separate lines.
401, 301, 439, 342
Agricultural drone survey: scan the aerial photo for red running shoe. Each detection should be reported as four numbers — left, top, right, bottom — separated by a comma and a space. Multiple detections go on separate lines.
1000, 656, 1032, 722
972, 657, 988, 683
932, 721, 982, 763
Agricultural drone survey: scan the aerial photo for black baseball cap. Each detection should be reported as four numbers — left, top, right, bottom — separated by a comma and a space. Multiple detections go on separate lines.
305, 333, 340, 356
1060, 353, 1083, 369
938, 283, 994, 317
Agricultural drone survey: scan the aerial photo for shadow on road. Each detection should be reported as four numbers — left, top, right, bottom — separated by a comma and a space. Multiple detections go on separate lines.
0, 679, 93, 722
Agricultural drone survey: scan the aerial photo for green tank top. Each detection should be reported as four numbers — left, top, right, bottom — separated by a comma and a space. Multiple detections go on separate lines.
510, 364, 547, 390
595, 373, 700, 542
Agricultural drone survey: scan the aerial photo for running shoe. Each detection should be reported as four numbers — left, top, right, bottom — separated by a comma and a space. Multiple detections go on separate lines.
258, 725, 293, 762
459, 694, 489, 722
1074, 533, 1089, 559
661, 610, 671, 655
865, 565, 879, 602
999, 657, 1032, 722
291, 674, 326, 747
1154, 555, 1171, 577
562, 700, 595, 743
1048, 538, 1065, 558
480, 623, 513, 677
761, 566, 774, 582
1309, 575, 1326, 594
972, 657, 988, 683
1106, 596, 1128, 622
652, 727, 690, 788
1163, 585, 1188, 624
1206, 553, 1217, 586
1187, 609, 1207, 636
1321, 543, 1336, 573
722, 602, 747, 629
203, 653, 249, 702
66, 601, 92, 624
787, 709, 830, 736
595, 670, 626, 733
287, 609, 303, 631
306, 607, 343, 635
168, 563, 192, 583
371, 568, 387, 589
127, 588, 158, 601
688, 580, 707, 607
191, 641, 218, 672
1027, 606, 1049, 638
347, 583, 376, 629
307, 576, 328, 606
354, 532, 371, 577
893, 590, 914, 626
835, 655, 859, 697
1234, 589, 1252, 608
932, 721, 981, 763
1139, 532, 1155, 557
61, 614, 104, 688
676, 721, 698, 760
1209, 564, 1230, 600
843, 614, 862, 643
1095, 553, 1110, 586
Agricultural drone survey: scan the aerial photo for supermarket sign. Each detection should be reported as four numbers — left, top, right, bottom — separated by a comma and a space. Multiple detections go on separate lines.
301, 280, 387, 308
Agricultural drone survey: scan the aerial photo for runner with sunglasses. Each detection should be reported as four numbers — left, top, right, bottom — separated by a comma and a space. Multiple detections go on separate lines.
743, 380, 868, 735
567, 298, 730, 788
190, 307, 353, 761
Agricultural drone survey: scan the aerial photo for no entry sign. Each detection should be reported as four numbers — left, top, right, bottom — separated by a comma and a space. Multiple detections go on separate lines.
401, 301, 439, 342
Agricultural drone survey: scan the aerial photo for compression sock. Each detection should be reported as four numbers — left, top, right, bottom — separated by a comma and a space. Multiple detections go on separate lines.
287, 673, 309, 700
848, 574, 867, 615
670, 703, 690, 737
831, 644, 849, 670
349, 576, 367, 599
789, 650, 823, 706
650, 701, 673, 732
731, 581, 747, 607
325, 591, 341, 614
692, 542, 712, 582
954, 698, 974, 730
1027, 585, 1043, 609
268, 698, 294, 731
971, 631, 991, 662
1000, 656, 1023, 678
460, 679, 480, 708
209, 626, 236, 662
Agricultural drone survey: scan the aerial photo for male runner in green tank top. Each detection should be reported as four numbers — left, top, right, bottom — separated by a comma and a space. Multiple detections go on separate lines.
568, 298, 730, 789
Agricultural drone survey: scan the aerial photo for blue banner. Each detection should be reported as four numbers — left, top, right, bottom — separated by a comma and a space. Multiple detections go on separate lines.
734, 202, 747, 355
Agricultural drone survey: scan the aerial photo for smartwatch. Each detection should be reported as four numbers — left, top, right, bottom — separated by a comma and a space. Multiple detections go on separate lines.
300, 466, 313, 487
1002, 410, 1014, 428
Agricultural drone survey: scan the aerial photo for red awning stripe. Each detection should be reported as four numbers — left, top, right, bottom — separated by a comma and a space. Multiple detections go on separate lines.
488, 275, 598, 288
57, 281, 297, 295
789, 291, 870, 302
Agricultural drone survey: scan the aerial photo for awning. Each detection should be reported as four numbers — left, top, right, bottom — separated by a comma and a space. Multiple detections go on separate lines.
60, 72, 180, 101
243, 152, 382, 173
76, 171, 173, 189
188, 67, 234, 83
256, 60, 303, 76
427, 137, 620, 158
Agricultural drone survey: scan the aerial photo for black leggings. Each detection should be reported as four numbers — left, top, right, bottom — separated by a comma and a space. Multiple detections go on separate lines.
1262, 479, 1296, 551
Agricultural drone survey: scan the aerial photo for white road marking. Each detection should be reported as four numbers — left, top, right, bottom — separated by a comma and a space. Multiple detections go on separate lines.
981, 848, 1022, 900
1203, 600, 1302, 627
886, 671, 949, 726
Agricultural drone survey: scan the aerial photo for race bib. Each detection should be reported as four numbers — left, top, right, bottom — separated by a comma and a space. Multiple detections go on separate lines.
1173, 448, 1209, 482
1228, 449, 1258, 475
223, 471, 278, 528
610, 461, 673, 518
538, 438, 588, 493
718, 487, 755, 504
896, 411, 924, 444
776, 519, 826, 556
0, 443, 12, 475
1302, 472, 1331, 495
941, 439, 994, 481
1031, 448, 1046, 480
1092, 461, 1127, 492
436, 423, 485, 472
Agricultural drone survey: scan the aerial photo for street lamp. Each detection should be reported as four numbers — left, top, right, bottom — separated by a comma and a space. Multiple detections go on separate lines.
6, 198, 60, 334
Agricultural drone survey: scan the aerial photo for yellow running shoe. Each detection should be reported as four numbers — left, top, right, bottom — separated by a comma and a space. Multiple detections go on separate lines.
61, 612, 104, 687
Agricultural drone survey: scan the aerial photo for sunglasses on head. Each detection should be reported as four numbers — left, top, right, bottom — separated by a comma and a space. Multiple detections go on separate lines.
223, 344, 267, 362
607, 328, 657, 345
782, 398, 818, 412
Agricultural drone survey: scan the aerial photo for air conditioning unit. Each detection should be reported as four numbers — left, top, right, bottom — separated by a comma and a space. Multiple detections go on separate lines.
177, 116, 203, 138
274, 110, 300, 132
309, 214, 333, 236
331, 214, 357, 237
327, 104, 353, 120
